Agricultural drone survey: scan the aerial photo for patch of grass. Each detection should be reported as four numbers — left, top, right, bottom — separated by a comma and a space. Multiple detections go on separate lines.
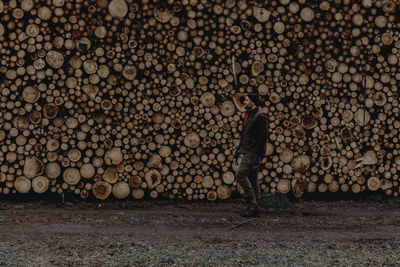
383, 197, 400, 207
358, 192, 400, 207
259, 193, 292, 209
372, 195, 400, 207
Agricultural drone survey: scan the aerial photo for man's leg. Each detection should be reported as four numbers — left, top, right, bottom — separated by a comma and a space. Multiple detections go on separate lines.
241, 163, 261, 217
235, 154, 258, 217
235, 154, 254, 202
249, 163, 261, 203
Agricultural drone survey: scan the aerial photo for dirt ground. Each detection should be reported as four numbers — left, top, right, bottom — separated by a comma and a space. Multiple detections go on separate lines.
1, 199, 400, 266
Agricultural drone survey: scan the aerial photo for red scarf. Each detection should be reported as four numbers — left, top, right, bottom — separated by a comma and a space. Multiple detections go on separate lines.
244, 112, 248, 125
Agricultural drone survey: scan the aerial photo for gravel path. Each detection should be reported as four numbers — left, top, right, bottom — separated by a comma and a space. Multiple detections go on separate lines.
0, 200, 400, 266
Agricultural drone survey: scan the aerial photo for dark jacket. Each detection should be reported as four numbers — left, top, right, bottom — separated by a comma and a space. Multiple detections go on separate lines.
238, 108, 268, 157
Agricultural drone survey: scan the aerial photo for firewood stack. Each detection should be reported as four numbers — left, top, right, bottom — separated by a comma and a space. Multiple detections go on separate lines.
0, 0, 399, 200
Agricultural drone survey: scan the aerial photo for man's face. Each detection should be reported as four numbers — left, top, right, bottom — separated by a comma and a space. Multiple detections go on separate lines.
243, 96, 254, 110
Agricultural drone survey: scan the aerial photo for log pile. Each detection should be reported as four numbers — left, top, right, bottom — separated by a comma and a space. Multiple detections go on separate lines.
0, 0, 400, 200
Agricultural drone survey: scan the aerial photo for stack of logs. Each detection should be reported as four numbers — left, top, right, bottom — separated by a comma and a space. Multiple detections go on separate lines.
0, 0, 400, 201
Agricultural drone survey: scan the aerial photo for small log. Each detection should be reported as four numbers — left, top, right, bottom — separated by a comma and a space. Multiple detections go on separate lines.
222, 171, 235, 185
129, 175, 142, 189
45, 163, 61, 179
277, 179, 291, 194
63, 168, 81, 185
23, 157, 44, 179
68, 149, 81, 162
207, 191, 217, 201
145, 169, 161, 189
132, 188, 145, 199
32, 176, 49, 194
280, 148, 293, 163
112, 181, 130, 199
80, 163, 95, 179
92, 181, 112, 200
103, 167, 119, 184
14, 176, 31, 193
217, 185, 231, 200
104, 148, 123, 165
202, 176, 214, 189
23, 86, 40, 104
291, 155, 310, 173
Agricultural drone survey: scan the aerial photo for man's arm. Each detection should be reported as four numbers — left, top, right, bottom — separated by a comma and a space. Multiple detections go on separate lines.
255, 114, 268, 157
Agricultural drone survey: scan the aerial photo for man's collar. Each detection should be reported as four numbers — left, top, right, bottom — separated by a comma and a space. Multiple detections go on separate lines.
246, 107, 258, 114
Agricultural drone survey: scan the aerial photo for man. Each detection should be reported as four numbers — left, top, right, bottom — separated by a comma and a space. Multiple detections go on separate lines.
233, 93, 268, 217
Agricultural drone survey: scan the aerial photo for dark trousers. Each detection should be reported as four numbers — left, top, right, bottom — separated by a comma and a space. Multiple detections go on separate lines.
235, 153, 261, 202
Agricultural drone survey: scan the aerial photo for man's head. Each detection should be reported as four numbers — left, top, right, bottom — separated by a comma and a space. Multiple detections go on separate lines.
244, 93, 262, 110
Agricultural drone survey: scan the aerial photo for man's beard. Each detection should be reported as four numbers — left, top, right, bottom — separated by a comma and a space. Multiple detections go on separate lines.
245, 105, 254, 111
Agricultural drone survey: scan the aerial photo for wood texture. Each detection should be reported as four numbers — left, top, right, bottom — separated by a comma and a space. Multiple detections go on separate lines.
0, 0, 399, 200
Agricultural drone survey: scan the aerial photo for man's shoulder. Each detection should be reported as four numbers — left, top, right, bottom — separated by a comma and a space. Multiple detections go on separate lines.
256, 110, 267, 120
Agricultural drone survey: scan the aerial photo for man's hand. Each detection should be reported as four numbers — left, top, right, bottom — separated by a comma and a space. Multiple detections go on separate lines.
233, 152, 239, 165
251, 154, 260, 165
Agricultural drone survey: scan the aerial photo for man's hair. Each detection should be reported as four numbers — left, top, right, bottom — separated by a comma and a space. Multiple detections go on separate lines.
247, 93, 263, 106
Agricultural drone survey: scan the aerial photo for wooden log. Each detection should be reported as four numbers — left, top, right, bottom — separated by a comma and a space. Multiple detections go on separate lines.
292, 179, 307, 198
63, 168, 81, 186
23, 157, 44, 179
277, 179, 290, 194
45, 162, 61, 179
367, 177, 380, 191
280, 148, 293, 163
80, 163, 95, 179
68, 149, 81, 163
132, 188, 145, 199
23, 86, 40, 104
291, 155, 310, 173
206, 191, 217, 201
112, 181, 130, 199
105, 148, 123, 165
129, 175, 142, 189
145, 169, 161, 190
14, 176, 31, 194
103, 167, 119, 184
222, 171, 235, 185
92, 181, 112, 200
202, 175, 214, 189
217, 185, 231, 200
32, 176, 49, 193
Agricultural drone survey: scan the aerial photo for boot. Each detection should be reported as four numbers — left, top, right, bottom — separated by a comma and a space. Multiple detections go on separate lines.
241, 203, 260, 218
239, 195, 252, 216
239, 194, 260, 218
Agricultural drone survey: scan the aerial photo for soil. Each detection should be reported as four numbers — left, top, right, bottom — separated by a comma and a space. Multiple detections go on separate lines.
1, 200, 400, 266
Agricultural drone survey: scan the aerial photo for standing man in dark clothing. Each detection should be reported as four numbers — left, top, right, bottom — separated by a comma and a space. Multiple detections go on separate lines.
233, 93, 268, 217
